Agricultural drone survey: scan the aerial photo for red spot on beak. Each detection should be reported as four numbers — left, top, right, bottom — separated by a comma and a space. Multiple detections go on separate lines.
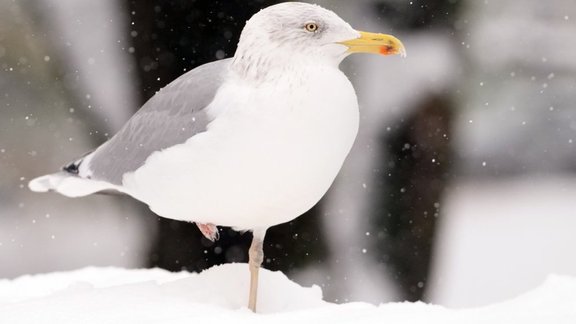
379, 45, 395, 55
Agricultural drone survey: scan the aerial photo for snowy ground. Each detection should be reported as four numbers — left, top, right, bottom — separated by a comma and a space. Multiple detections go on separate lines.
1, 264, 575, 323
429, 176, 576, 307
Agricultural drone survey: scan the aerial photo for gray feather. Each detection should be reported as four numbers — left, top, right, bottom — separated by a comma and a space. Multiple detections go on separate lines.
85, 58, 231, 184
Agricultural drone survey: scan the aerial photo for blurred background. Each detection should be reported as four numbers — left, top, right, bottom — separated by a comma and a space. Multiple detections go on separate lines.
1, 0, 575, 308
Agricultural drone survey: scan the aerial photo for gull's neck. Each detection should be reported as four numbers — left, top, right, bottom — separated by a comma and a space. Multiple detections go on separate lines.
230, 43, 343, 84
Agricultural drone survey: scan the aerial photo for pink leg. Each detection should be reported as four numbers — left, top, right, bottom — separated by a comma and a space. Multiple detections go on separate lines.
248, 228, 267, 312
196, 223, 219, 242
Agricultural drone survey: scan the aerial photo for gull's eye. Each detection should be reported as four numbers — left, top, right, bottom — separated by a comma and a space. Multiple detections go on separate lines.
305, 22, 319, 32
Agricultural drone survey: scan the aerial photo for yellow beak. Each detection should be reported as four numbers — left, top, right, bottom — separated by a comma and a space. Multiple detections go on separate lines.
339, 31, 406, 57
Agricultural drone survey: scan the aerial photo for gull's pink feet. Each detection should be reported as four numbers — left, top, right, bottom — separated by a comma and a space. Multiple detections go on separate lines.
196, 223, 219, 241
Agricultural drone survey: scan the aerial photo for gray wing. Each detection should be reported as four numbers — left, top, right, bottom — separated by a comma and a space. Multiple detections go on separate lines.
81, 58, 231, 185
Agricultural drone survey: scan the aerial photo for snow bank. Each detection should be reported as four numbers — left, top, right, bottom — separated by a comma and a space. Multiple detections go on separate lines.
429, 176, 576, 307
1, 264, 575, 323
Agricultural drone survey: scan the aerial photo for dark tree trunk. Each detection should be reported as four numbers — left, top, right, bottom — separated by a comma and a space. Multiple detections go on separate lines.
368, 0, 459, 302
373, 95, 453, 301
123, 0, 328, 275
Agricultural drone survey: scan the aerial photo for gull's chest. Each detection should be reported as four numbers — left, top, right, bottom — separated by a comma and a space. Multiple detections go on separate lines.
209, 68, 359, 150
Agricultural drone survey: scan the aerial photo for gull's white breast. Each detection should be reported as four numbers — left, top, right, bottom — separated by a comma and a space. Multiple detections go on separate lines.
123, 66, 359, 230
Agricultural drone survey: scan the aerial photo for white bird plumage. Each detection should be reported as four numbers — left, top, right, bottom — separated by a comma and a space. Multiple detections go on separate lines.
125, 64, 359, 230
29, 2, 405, 312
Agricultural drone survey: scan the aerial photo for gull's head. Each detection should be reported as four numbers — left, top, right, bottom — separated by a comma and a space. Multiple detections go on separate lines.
232, 2, 405, 78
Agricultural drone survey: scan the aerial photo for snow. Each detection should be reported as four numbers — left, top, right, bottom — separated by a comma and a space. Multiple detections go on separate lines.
429, 176, 576, 307
1, 264, 576, 323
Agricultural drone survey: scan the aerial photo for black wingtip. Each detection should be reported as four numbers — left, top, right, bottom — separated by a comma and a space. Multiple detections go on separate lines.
62, 160, 81, 174
62, 151, 94, 175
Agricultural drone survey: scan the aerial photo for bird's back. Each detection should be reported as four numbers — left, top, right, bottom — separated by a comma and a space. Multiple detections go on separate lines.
82, 59, 231, 184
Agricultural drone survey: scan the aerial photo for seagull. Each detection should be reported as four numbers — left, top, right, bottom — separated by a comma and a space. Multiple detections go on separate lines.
29, 2, 405, 312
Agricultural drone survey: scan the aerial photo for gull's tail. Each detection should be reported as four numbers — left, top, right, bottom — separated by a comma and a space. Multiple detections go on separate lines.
29, 172, 113, 197
29, 155, 121, 197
